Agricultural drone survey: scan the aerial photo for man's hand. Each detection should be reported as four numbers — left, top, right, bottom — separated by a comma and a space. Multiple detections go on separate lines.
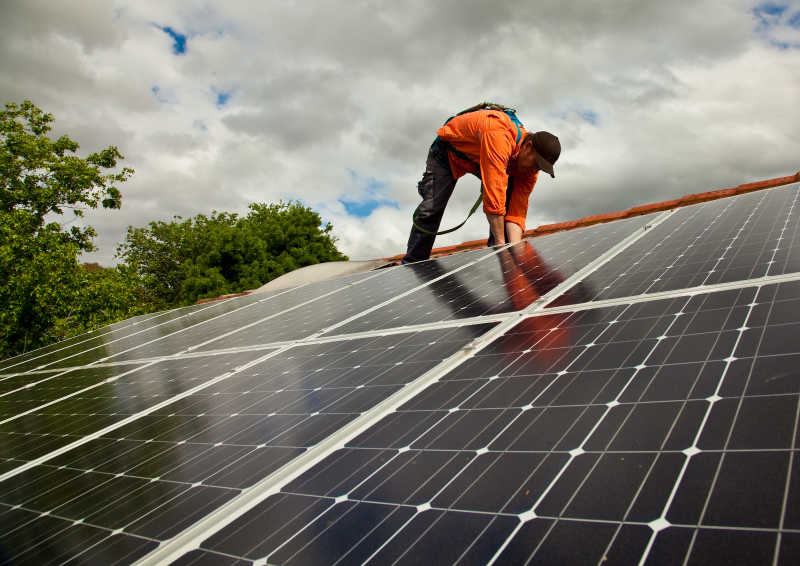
486, 213, 506, 245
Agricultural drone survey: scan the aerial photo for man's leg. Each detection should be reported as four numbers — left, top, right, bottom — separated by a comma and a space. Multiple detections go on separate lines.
403, 145, 457, 263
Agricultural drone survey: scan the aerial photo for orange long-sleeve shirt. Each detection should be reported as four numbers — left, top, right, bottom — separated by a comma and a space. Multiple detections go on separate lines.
437, 110, 538, 230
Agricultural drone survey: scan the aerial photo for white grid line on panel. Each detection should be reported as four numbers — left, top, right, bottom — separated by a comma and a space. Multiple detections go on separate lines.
130, 220, 667, 566
0, 368, 75, 397
634, 286, 763, 565
302, 248, 509, 341
182, 271, 390, 354
767, 187, 799, 278
774, 394, 800, 566
24, 297, 247, 372
540, 271, 800, 317
0, 347, 292, 483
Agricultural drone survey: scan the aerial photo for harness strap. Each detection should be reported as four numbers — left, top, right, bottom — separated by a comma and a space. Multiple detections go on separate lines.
413, 192, 484, 236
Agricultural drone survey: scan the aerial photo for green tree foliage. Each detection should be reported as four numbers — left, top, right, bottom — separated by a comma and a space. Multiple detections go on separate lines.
0, 100, 138, 358
118, 202, 348, 305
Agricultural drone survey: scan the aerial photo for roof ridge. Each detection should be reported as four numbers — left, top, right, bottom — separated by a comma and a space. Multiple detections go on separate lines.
384, 170, 800, 261
199, 171, 799, 303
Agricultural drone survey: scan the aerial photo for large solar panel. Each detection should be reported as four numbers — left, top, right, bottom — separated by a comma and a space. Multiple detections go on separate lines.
1, 183, 799, 565
187, 281, 798, 565
328, 214, 654, 335
550, 182, 800, 307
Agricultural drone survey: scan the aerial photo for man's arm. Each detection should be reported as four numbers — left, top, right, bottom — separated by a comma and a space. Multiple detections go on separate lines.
505, 221, 523, 243
486, 213, 506, 245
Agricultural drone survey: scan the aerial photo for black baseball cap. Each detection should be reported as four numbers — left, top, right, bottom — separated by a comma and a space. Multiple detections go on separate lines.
532, 131, 561, 178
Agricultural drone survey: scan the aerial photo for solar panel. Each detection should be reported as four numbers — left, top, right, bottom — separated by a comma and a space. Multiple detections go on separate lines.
550, 182, 800, 307
329, 214, 655, 335
188, 281, 798, 565
2, 184, 799, 565
190, 247, 497, 353
0, 324, 494, 564
0, 295, 266, 373
1, 353, 269, 464
0, 308, 180, 374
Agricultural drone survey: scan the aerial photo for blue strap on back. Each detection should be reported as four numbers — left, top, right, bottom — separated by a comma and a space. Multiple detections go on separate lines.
502, 110, 523, 145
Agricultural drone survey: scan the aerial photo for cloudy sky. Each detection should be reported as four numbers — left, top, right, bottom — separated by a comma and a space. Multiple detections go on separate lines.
2, 1, 799, 265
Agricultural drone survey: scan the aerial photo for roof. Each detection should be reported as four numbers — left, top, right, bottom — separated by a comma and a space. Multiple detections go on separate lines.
5, 169, 800, 565
384, 170, 800, 261
200, 171, 800, 303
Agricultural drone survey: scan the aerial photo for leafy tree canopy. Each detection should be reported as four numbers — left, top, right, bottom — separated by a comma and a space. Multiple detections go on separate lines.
0, 100, 137, 358
117, 201, 348, 305
1, 100, 133, 251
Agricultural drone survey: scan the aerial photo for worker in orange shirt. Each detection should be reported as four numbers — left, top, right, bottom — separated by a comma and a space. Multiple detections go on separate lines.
402, 106, 560, 263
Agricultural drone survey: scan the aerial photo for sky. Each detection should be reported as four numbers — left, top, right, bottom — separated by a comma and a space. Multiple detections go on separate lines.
1, 0, 799, 265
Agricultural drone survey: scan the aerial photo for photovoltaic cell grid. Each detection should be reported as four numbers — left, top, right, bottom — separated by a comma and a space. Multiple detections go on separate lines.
5, 247, 491, 372
2, 184, 799, 565
0, 352, 269, 464
0, 267, 391, 374
0, 293, 266, 373
194, 281, 800, 565
0, 305, 187, 374
551, 182, 800, 307
0, 325, 492, 565
330, 214, 654, 335
192, 247, 497, 353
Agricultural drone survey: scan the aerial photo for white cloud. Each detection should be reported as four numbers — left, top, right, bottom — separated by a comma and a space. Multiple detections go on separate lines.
1, 0, 798, 266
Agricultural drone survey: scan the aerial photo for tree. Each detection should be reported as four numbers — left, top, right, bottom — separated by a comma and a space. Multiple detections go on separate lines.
0, 100, 135, 358
117, 201, 348, 305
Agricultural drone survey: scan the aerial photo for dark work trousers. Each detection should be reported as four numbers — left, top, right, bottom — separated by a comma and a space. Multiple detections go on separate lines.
402, 141, 458, 263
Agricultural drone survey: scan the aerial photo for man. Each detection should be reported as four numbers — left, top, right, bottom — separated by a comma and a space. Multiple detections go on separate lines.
403, 107, 560, 263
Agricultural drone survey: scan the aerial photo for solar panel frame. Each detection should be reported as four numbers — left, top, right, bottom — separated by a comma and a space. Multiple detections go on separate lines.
0, 324, 497, 565
549, 183, 800, 308
179, 279, 800, 565
3, 185, 800, 565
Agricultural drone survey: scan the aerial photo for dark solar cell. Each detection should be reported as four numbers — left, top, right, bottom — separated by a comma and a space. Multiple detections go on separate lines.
0, 324, 493, 561
0, 352, 268, 463
330, 214, 653, 334
551, 183, 800, 307
193, 282, 800, 565
3, 183, 800, 565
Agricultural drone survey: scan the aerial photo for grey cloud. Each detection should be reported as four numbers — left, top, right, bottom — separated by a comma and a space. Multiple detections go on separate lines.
221, 69, 360, 149
3, 0, 799, 268
0, 0, 123, 52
